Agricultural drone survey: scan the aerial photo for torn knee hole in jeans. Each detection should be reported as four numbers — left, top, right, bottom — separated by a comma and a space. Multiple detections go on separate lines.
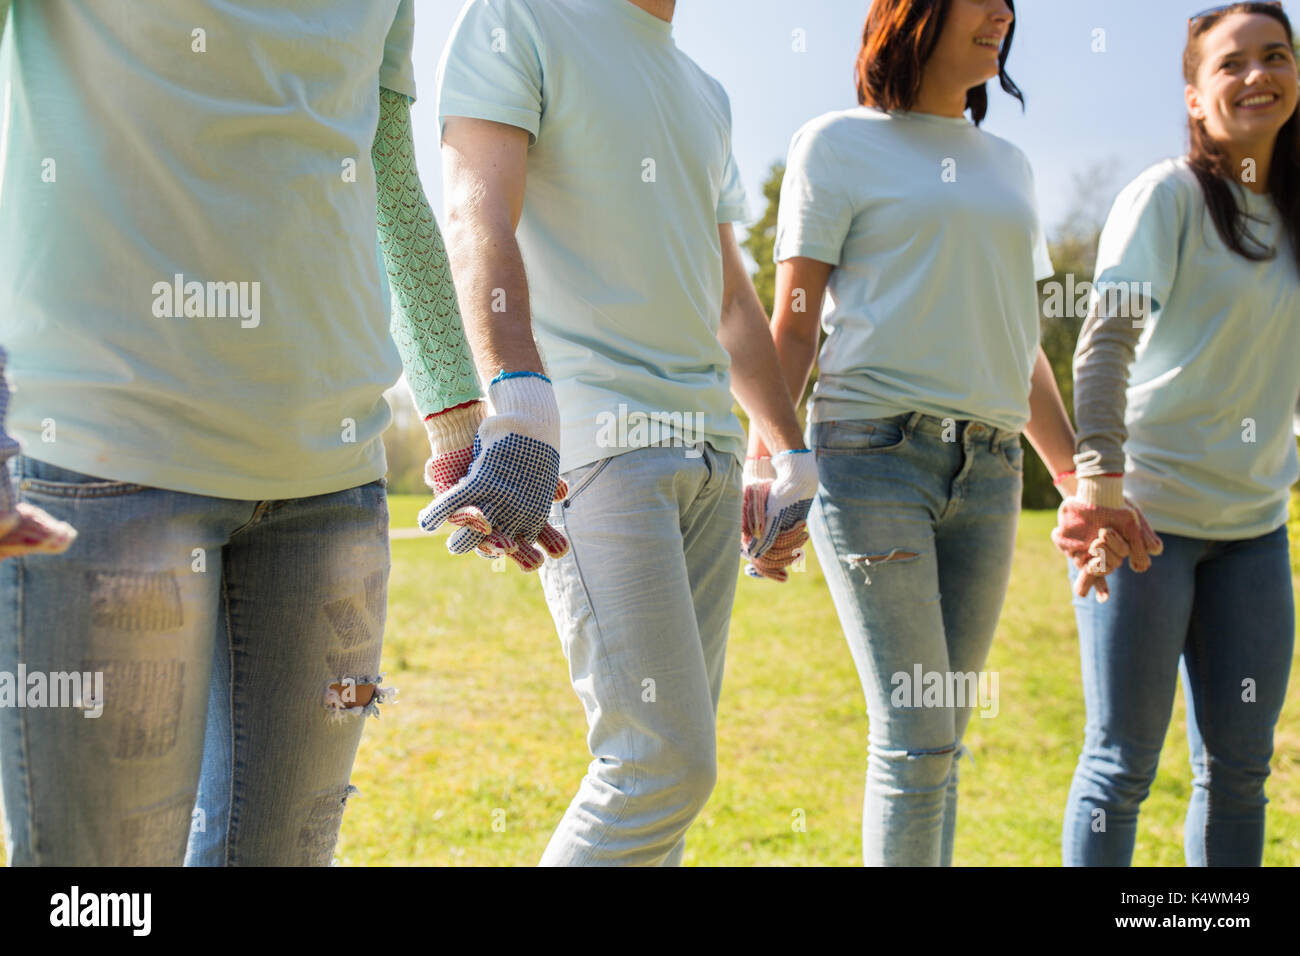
844, 548, 921, 585
323, 674, 398, 723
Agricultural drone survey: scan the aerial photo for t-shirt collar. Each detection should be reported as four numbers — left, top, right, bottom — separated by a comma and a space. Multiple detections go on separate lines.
605, 0, 674, 41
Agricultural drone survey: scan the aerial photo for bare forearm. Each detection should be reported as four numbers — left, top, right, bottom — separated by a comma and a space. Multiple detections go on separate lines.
721, 301, 805, 455
441, 217, 543, 379
1024, 347, 1076, 479
746, 311, 818, 459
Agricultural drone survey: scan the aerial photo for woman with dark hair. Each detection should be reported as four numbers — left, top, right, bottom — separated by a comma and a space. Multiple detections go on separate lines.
748, 0, 1136, 865
1056, 1, 1299, 866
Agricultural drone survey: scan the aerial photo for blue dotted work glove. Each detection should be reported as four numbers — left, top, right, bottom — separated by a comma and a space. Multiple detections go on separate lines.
418, 371, 568, 572
741, 450, 818, 579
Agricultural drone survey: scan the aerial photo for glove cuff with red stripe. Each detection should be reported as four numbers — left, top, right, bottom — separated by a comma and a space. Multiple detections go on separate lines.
424, 400, 485, 495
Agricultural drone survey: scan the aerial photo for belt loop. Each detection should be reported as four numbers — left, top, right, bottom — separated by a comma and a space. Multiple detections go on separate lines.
906, 411, 922, 438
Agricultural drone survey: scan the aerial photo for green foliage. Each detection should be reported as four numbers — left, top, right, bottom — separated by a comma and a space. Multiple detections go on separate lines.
740, 162, 784, 317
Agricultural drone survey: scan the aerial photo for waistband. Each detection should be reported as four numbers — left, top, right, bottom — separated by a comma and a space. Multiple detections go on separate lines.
812, 411, 1022, 452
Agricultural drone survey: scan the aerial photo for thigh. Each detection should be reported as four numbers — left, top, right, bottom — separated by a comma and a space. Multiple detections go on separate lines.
810, 423, 954, 748
680, 445, 742, 712
217, 478, 390, 866
1184, 526, 1294, 762
1068, 533, 1201, 748
0, 455, 229, 865
539, 449, 717, 755
931, 441, 1022, 733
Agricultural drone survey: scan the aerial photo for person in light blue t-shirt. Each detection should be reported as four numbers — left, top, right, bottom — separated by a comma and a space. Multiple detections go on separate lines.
437, 0, 816, 866
756, 0, 1107, 866
1055, 2, 1300, 867
0, 0, 556, 866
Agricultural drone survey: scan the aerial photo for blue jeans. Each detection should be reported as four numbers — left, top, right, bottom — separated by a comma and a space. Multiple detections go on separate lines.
0, 455, 391, 865
1063, 525, 1294, 866
536, 442, 741, 866
807, 412, 1023, 866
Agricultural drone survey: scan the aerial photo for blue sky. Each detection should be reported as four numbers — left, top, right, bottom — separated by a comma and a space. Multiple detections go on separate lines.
411, 0, 1219, 240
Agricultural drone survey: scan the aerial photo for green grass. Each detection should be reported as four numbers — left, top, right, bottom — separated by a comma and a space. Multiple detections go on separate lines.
4, 501, 1297, 866
336, 500, 1300, 866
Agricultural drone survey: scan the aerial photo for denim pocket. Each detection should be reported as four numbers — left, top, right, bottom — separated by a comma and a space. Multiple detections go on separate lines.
15, 455, 148, 499
999, 439, 1025, 475
561, 456, 614, 509
814, 417, 908, 456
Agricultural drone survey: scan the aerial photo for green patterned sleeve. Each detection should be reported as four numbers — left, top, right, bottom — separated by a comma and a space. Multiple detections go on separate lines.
373, 87, 482, 417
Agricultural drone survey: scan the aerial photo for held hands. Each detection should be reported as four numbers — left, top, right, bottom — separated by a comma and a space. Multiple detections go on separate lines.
418, 372, 569, 573
0, 502, 77, 561
1051, 475, 1163, 601
741, 450, 819, 583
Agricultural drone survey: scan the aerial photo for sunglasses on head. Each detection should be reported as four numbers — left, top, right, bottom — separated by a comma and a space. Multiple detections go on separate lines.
1189, 1, 1284, 24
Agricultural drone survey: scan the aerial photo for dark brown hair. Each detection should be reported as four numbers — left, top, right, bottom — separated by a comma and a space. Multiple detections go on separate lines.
855, 0, 1023, 126
1184, 2, 1300, 272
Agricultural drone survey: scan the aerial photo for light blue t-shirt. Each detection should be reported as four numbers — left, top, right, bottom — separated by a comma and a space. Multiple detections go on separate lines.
1092, 158, 1300, 539
775, 107, 1053, 433
437, 0, 749, 474
0, 1, 417, 499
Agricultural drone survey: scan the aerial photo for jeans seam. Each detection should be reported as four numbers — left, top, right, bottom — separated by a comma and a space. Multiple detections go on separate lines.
1188, 614, 1215, 867
562, 456, 615, 510
556, 497, 637, 859
11, 553, 37, 864
218, 562, 239, 866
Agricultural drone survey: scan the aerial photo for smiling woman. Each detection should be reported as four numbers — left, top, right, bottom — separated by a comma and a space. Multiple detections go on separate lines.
1184, 1, 1300, 269
1059, 1, 1300, 867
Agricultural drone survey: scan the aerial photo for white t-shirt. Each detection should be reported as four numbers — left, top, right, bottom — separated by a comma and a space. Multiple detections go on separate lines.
0, 0, 417, 499
1091, 158, 1300, 539
437, 0, 749, 474
776, 107, 1053, 433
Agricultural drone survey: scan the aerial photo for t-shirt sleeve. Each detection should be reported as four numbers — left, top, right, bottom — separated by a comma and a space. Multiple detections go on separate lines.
774, 123, 852, 267
436, 0, 546, 145
380, 0, 417, 102
716, 146, 749, 225
1023, 156, 1054, 281
1092, 174, 1182, 315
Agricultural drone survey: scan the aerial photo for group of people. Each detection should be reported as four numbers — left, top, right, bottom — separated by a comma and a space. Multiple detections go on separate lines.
0, 0, 1295, 867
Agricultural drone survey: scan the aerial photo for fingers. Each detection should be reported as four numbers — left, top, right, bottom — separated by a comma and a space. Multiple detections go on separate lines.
1086, 527, 1128, 575
553, 478, 569, 502
418, 481, 475, 532
1132, 503, 1164, 557
745, 560, 789, 583
742, 482, 769, 542
0, 504, 78, 560
1072, 569, 1109, 603
447, 524, 489, 555
1118, 512, 1150, 571
535, 524, 569, 559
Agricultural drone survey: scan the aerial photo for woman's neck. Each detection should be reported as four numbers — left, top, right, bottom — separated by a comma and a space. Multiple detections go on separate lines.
1223, 138, 1275, 195
912, 74, 969, 119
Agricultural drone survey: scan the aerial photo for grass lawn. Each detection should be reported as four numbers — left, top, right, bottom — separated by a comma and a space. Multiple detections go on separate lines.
4, 499, 1297, 866
333, 497, 1300, 866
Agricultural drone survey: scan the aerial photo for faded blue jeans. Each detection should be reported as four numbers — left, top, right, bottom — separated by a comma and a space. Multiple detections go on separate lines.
537, 442, 741, 866
807, 412, 1023, 866
0, 455, 391, 866
1063, 525, 1294, 866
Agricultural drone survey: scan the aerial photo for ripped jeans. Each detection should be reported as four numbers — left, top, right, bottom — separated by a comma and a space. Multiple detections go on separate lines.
0, 455, 391, 865
807, 413, 1022, 866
